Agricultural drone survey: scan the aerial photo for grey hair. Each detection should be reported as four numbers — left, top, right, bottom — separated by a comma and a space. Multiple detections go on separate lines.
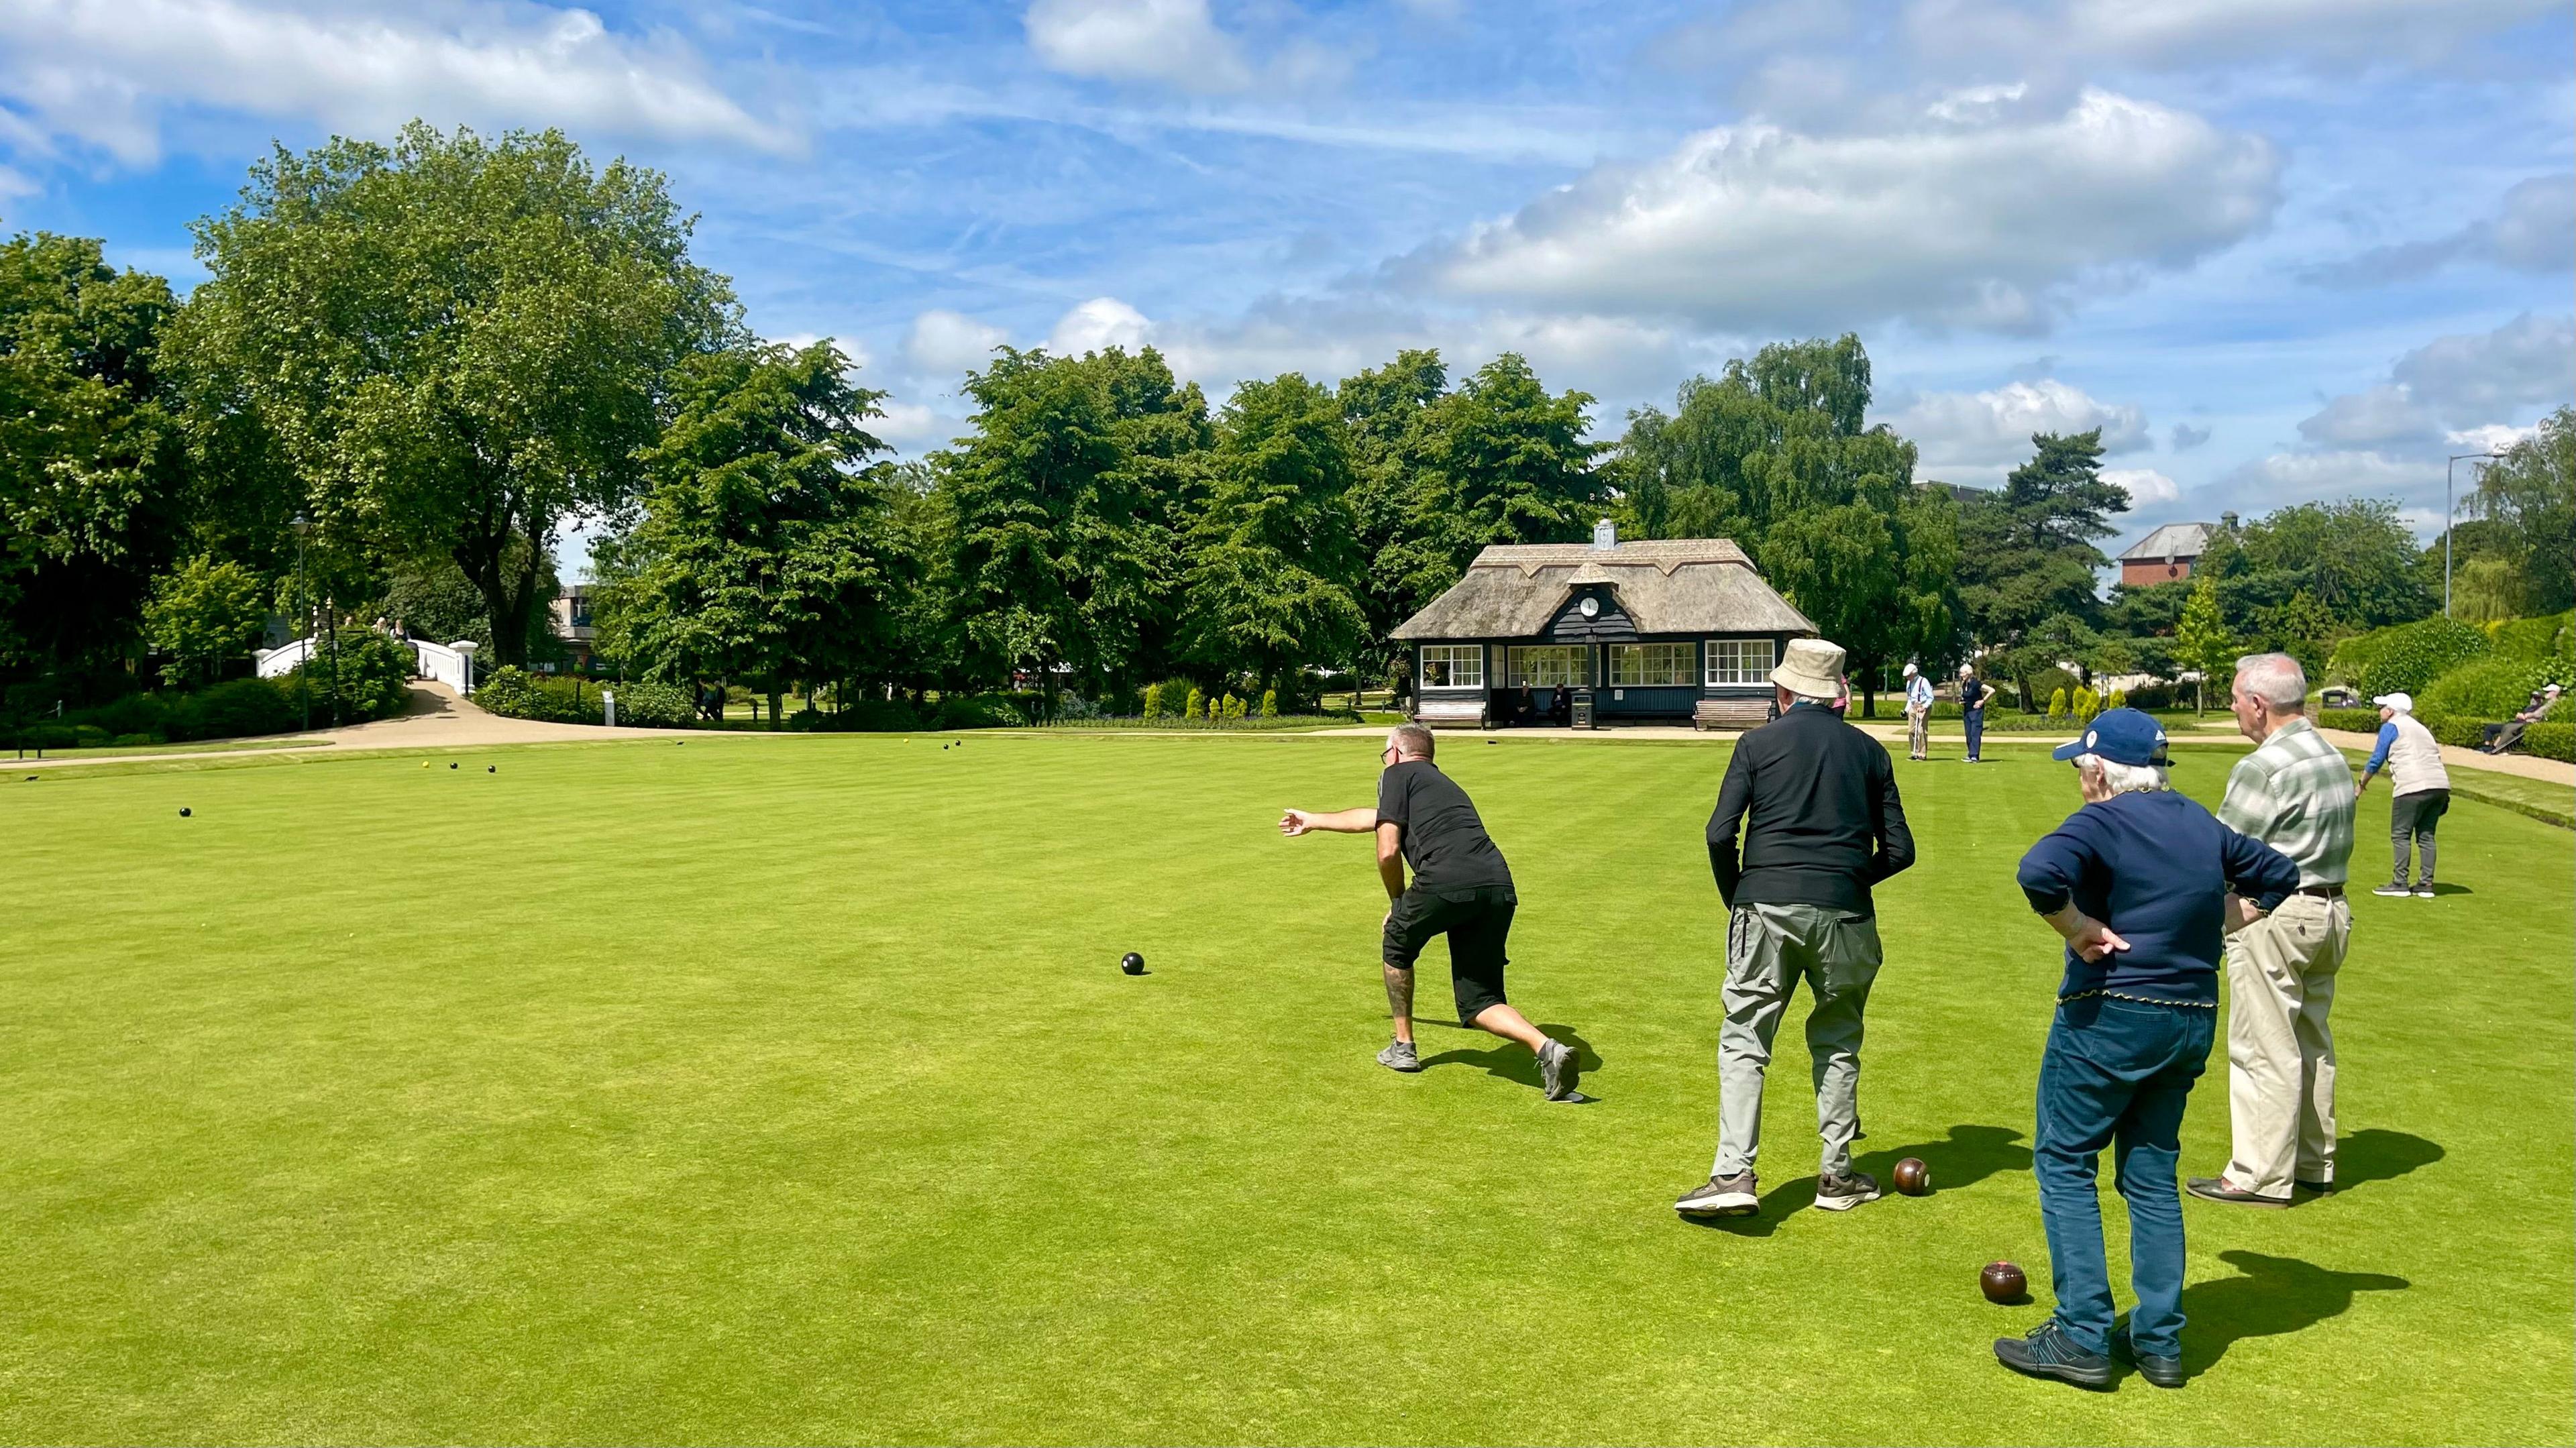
2076, 754, 2172, 795
1389, 723, 1436, 759
2233, 652, 2308, 711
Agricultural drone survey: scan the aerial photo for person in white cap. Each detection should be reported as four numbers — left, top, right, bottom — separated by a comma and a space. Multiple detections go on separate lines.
1677, 636, 1916, 1219
1903, 662, 1934, 761
2478, 683, 2562, 755
2357, 691, 2451, 897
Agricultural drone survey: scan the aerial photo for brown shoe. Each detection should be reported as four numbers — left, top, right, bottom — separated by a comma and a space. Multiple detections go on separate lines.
2186, 1175, 2290, 1208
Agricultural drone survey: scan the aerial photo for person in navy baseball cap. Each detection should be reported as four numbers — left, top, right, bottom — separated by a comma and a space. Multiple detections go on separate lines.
1996, 702, 2298, 1389
2049, 707, 2170, 768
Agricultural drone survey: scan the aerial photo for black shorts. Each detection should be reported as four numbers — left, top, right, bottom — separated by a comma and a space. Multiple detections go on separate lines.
1382, 885, 1516, 1021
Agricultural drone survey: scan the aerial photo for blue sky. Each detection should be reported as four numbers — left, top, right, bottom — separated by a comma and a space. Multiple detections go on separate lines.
3, 0, 2569, 567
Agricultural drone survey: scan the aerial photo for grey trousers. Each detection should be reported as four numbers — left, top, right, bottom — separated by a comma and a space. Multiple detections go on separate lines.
2389, 788, 2449, 886
1714, 901, 1884, 1179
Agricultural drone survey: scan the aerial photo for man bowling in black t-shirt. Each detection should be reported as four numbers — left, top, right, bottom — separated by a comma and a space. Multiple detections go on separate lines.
1280, 723, 1583, 1101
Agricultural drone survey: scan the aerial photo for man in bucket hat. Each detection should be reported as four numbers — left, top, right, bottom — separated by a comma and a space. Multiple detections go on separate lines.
1677, 637, 1916, 1219
1996, 708, 2300, 1389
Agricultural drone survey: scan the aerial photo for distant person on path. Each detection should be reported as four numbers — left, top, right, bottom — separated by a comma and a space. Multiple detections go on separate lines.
1279, 724, 1584, 1101
1676, 638, 1915, 1219
2188, 653, 2357, 1211
2479, 683, 2561, 754
1996, 708, 2301, 1390
1904, 662, 1934, 761
1959, 663, 1993, 763
2357, 691, 2451, 898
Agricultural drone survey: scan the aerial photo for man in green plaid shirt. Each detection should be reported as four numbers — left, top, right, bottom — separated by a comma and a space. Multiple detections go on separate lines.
2189, 653, 2357, 1207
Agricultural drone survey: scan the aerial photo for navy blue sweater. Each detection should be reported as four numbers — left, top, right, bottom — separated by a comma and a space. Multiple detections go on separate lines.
2015, 790, 2302, 1005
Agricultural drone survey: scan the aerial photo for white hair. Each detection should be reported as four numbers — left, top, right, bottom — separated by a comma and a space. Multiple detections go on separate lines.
1388, 723, 1434, 759
2076, 754, 2172, 795
2233, 652, 2308, 711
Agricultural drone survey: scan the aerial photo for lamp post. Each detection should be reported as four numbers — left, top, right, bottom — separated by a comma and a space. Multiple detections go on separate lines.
289, 513, 313, 732
2445, 451, 2504, 618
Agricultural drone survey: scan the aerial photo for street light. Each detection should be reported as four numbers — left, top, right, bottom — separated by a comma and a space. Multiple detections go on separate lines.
289, 513, 313, 732
2445, 451, 2504, 618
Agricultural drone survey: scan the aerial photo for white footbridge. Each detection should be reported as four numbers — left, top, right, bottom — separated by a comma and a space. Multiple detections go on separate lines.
254, 636, 479, 691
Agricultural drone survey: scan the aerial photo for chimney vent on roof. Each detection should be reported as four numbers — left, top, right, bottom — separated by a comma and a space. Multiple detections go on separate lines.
1593, 517, 1616, 551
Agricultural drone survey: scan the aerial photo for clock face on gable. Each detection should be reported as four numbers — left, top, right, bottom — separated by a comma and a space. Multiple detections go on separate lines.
1578, 597, 1600, 618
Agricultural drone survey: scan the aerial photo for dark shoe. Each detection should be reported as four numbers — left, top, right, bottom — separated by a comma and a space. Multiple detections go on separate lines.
1674, 1170, 1758, 1217
1994, 1321, 2116, 1390
2414, 883, 2436, 898
2294, 1178, 2336, 1196
1376, 1038, 1421, 1072
2371, 882, 2412, 898
1538, 1038, 1582, 1101
2109, 1325, 2185, 1388
2186, 1175, 2291, 1208
1813, 1169, 1881, 1211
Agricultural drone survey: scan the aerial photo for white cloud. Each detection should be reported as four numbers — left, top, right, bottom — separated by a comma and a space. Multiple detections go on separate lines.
1024, 0, 1253, 94
1049, 296, 1154, 355
2309, 173, 2575, 286
2236, 448, 2440, 502
2100, 467, 2180, 508
2298, 313, 2575, 452
869, 399, 954, 449
1409, 90, 2279, 334
904, 310, 1012, 377
1891, 379, 2149, 479
0, 0, 790, 167
1912, 0, 2561, 74
2447, 423, 2538, 454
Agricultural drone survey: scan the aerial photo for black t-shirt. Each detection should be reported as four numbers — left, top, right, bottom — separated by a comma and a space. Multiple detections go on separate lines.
1376, 760, 1513, 897
1961, 677, 1989, 710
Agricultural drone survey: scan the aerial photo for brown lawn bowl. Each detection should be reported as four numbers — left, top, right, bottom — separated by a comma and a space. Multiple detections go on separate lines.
1892, 1157, 1930, 1196
1980, 1260, 2029, 1304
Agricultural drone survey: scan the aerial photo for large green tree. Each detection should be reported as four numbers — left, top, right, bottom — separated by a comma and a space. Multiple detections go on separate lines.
1955, 429, 2127, 699
166, 122, 739, 666
0, 232, 184, 680
932, 345, 1211, 698
595, 341, 894, 723
1611, 335, 1957, 709
2468, 406, 2575, 615
1178, 373, 1366, 694
2194, 499, 2428, 634
1366, 352, 1603, 649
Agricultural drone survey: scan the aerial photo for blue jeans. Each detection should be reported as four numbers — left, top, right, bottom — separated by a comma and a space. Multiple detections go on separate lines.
2035, 995, 2214, 1358
1964, 708, 1984, 759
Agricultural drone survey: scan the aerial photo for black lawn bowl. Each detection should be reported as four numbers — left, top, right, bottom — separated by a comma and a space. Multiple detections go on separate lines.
1121, 952, 1147, 976
1981, 1261, 2029, 1304
179, 807, 192, 818
450, 762, 459, 769
487, 766, 496, 773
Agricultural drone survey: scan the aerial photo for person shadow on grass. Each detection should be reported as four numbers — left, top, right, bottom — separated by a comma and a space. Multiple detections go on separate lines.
2165, 1250, 2409, 1376
1417, 1021, 1601, 1101
1687, 1123, 2032, 1237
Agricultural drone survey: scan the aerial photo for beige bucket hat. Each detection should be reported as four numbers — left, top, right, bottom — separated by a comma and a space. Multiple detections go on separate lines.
1772, 636, 1847, 700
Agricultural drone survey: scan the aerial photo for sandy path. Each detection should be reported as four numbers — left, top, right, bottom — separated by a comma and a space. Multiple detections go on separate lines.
17, 682, 731, 771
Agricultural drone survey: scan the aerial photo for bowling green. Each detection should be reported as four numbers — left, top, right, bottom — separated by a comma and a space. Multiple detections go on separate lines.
3, 731, 2569, 1445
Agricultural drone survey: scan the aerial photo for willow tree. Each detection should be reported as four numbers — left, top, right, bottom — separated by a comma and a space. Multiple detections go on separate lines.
168, 122, 739, 665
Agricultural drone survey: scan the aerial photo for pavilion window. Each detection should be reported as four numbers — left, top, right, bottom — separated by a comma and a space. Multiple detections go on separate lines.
1609, 643, 1693, 687
1704, 638, 1776, 686
1504, 645, 1592, 687
1419, 645, 1483, 689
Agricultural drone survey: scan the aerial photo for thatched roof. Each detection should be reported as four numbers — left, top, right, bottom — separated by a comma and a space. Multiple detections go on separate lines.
1391, 539, 1816, 641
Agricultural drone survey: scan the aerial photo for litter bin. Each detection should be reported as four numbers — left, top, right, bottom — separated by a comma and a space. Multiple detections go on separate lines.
1570, 691, 1595, 729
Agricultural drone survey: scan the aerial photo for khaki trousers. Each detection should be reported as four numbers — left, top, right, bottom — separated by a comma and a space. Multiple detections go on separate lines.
2222, 893, 2350, 1196
1714, 903, 1882, 1179
1906, 709, 1929, 759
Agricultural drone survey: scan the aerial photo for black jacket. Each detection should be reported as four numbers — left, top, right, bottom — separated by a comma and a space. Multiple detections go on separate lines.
1707, 702, 1915, 913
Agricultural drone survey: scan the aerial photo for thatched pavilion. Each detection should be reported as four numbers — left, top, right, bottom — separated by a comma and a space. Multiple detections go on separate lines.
1391, 522, 1815, 730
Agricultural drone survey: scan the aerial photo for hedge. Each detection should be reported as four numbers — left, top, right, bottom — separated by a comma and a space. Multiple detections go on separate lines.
2420, 657, 2562, 720
2319, 706, 2573, 762
2326, 616, 2488, 698
2521, 722, 2576, 763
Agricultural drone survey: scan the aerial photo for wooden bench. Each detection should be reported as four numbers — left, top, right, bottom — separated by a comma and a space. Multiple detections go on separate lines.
1693, 697, 1773, 732
1411, 697, 1490, 730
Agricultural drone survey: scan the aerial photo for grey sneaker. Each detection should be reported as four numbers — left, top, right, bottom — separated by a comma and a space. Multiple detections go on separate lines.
1538, 1038, 1582, 1101
1815, 1170, 1882, 1211
2371, 882, 2411, 897
1376, 1038, 1421, 1072
2414, 883, 2436, 898
1674, 1170, 1760, 1217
